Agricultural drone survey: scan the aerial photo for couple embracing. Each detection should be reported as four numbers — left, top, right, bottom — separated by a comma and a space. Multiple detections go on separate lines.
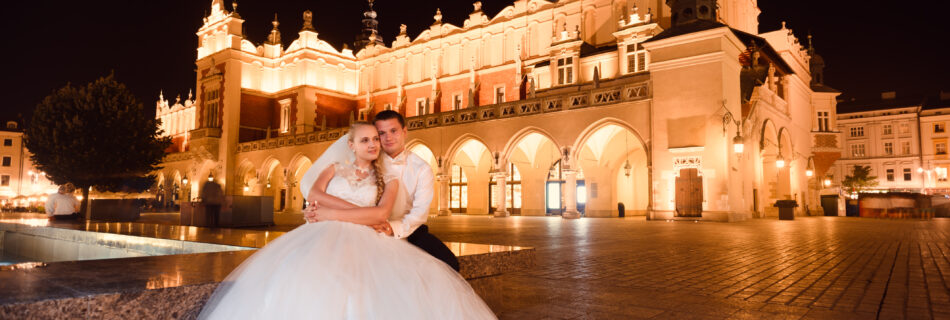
199, 111, 496, 319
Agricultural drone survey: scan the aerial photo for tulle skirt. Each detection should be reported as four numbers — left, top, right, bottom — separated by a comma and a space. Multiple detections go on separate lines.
198, 221, 496, 320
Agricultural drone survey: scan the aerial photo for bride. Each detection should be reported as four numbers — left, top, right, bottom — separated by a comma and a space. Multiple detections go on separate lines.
199, 122, 495, 319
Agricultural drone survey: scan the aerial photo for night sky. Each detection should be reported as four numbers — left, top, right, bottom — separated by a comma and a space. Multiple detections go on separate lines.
2, 0, 947, 124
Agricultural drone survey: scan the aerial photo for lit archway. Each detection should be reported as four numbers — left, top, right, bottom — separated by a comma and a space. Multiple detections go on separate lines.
446, 137, 492, 215
408, 142, 440, 214
505, 130, 561, 216
289, 155, 313, 212
574, 121, 649, 217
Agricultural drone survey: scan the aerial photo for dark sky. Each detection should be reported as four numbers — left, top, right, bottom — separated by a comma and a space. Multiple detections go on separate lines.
2, 0, 947, 124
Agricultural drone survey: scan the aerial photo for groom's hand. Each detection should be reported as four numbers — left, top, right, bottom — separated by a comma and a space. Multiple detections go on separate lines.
371, 222, 394, 236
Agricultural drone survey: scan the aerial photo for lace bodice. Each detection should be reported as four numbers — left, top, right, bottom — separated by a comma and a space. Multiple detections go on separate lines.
325, 162, 395, 209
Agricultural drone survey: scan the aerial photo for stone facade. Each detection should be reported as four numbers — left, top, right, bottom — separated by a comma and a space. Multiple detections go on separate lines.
156, 0, 836, 220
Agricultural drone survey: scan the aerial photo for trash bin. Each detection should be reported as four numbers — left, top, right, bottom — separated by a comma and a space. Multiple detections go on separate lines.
774, 200, 798, 220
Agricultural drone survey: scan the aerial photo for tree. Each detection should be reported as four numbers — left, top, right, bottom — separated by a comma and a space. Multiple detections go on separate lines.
841, 165, 878, 196
25, 74, 170, 218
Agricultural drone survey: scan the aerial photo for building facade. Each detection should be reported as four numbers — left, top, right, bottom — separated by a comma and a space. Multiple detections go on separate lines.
156, 0, 837, 220
0, 122, 58, 208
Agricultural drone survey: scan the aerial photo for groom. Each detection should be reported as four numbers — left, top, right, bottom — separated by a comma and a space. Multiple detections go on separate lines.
306, 110, 460, 271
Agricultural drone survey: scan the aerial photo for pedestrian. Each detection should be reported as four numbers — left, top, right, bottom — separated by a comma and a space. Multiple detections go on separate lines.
45, 184, 80, 221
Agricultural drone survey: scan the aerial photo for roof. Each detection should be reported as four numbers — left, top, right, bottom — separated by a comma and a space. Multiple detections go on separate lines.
836, 96, 924, 114
645, 20, 794, 75
811, 83, 840, 93
580, 43, 618, 58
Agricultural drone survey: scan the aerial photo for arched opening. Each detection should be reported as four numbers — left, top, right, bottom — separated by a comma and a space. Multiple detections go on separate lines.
504, 131, 560, 216
447, 138, 492, 214
408, 143, 440, 213
759, 120, 780, 216
546, 159, 586, 215
261, 159, 284, 212
289, 156, 313, 212
575, 123, 649, 217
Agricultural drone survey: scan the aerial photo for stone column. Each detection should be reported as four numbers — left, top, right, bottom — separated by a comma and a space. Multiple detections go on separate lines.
284, 179, 296, 213
493, 172, 509, 217
562, 169, 580, 219
437, 174, 451, 216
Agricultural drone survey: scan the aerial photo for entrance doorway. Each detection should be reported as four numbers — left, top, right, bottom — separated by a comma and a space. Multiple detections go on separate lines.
675, 168, 703, 217
821, 195, 838, 216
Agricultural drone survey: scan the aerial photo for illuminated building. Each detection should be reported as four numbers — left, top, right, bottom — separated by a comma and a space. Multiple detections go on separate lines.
156, 0, 839, 220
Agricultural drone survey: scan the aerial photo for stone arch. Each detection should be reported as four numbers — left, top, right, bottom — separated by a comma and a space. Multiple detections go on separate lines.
260, 157, 285, 212
288, 154, 313, 212
445, 135, 494, 215
572, 118, 650, 217
235, 159, 258, 195
503, 128, 562, 216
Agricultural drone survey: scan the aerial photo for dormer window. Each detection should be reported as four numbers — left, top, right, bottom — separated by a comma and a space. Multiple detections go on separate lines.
626, 43, 648, 73
556, 57, 574, 85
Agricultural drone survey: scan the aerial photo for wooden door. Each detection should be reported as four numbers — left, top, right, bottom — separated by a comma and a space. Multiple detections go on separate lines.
675, 168, 703, 217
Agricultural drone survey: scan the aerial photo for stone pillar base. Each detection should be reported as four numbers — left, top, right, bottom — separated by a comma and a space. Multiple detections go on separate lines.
493, 210, 509, 217
438, 209, 452, 216
562, 210, 581, 219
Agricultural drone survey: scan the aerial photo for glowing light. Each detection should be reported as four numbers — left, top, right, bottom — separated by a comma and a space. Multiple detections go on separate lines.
918, 167, 924, 173
806, 169, 814, 177
182, 178, 189, 185
733, 135, 744, 154
243, 185, 250, 192
823, 179, 831, 187
775, 154, 786, 168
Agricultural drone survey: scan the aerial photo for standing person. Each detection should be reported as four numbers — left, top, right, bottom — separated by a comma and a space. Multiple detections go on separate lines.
199, 122, 494, 319
199, 180, 224, 227
45, 184, 80, 221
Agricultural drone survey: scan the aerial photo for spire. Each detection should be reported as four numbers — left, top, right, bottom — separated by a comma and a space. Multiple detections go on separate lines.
230, 1, 240, 18
266, 14, 282, 45
302, 10, 315, 31
354, 0, 384, 51
434, 8, 443, 25
807, 33, 826, 86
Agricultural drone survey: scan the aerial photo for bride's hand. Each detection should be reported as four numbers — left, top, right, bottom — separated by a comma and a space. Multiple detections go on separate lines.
303, 205, 319, 223
371, 222, 394, 236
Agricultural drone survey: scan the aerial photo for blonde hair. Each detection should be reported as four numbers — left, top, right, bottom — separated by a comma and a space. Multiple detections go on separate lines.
349, 122, 386, 205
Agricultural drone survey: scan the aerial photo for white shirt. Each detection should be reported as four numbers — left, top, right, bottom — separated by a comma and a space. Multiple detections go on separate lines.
45, 192, 79, 216
382, 150, 434, 239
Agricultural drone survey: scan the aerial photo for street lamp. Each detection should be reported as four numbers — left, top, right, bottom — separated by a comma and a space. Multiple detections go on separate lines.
182, 177, 189, 185
823, 178, 832, 187
733, 134, 744, 154
775, 152, 786, 168
805, 157, 815, 177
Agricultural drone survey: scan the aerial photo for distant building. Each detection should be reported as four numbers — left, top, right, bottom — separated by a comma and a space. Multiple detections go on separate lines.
831, 92, 950, 194
0, 121, 58, 208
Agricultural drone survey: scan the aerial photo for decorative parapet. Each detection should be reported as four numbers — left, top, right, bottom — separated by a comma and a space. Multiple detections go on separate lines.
406, 81, 649, 131
236, 128, 348, 153
235, 80, 650, 152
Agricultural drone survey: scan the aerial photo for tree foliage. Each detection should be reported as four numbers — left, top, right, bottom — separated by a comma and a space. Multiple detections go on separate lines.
25, 74, 170, 214
841, 165, 878, 195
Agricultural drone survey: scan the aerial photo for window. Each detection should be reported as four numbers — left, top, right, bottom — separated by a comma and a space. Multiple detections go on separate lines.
849, 126, 864, 137
817, 112, 830, 132
203, 88, 220, 128
0, 175, 8, 187
938, 167, 948, 182
882, 124, 892, 135
884, 142, 893, 156
626, 43, 648, 73
937, 142, 947, 155
279, 99, 292, 133
902, 141, 912, 155
886, 169, 895, 181
2, 139, 11, 147
851, 144, 866, 157
453, 93, 463, 110
556, 57, 573, 85
900, 123, 910, 134
416, 98, 428, 116
903, 168, 912, 181
494, 86, 505, 104
936, 123, 946, 133
1, 156, 9, 167
449, 164, 468, 213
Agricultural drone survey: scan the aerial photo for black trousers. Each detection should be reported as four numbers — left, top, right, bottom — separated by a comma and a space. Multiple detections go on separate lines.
407, 224, 460, 272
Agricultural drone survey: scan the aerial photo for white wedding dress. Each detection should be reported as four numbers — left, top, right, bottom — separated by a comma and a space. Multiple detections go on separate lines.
199, 164, 495, 319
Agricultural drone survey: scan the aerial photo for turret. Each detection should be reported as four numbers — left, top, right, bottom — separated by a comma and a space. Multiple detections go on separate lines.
353, 0, 385, 51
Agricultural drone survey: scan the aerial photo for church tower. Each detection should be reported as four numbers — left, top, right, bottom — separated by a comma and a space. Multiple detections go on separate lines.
353, 0, 385, 51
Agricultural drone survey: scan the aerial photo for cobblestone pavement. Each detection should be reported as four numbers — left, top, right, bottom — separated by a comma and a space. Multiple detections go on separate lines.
424, 216, 950, 319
